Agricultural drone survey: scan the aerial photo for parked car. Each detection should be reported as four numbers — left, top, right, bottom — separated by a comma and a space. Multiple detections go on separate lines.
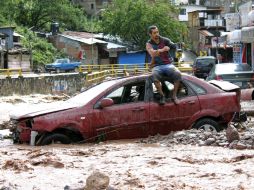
192, 56, 217, 79
206, 63, 254, 89
10, 74, 241, 145
45, 58, 81, 73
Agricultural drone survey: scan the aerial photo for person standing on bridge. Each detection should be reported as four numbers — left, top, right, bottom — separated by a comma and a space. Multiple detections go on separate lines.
146, 25, 182, 105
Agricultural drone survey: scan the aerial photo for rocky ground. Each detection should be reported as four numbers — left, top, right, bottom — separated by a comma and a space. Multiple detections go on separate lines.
1, 95, 254, 189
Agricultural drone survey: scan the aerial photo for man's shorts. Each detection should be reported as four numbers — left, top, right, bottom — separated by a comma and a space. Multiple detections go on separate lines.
152, 64, 181, 82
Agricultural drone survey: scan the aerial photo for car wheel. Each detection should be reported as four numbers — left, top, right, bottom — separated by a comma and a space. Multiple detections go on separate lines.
193, 118, 221, 132
56, 68, 60, 73
40, 133, 71, 145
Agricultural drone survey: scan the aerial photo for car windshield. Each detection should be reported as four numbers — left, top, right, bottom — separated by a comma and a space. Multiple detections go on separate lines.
216, 64, 252, 74
55, 59, 66, 63
66, 80, 119, 106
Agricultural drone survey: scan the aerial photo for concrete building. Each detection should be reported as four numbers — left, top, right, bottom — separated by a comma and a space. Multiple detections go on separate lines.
0, 26, 30, 70
179, 4, 207, 22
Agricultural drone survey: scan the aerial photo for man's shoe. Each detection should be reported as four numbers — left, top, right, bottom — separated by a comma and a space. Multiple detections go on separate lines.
159, 95, 166, 105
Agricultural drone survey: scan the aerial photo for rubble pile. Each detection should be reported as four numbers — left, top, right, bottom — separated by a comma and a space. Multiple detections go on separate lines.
140, 125, 254, 150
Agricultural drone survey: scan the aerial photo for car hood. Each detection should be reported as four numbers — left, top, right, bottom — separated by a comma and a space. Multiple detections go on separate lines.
208, 80, 240, 92
9, 101, 78, 120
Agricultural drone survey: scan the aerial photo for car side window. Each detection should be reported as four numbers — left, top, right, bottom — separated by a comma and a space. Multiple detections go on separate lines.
186, 81, 207, 95
106, 87, 124, 104
100, 82, 146, 106
152, 81, 190, 102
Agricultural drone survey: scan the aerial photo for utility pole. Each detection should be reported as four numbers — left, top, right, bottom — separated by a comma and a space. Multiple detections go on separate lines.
91, 9, 105, 65
216, 21, 219, 63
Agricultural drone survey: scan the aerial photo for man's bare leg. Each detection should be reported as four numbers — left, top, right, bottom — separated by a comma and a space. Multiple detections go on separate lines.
154, 81, 165, 105
154, 81, 164, 96
172, 80, 180, 104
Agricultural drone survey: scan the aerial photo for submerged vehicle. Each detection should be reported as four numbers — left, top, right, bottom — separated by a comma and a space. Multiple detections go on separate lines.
10, 74, 242, 145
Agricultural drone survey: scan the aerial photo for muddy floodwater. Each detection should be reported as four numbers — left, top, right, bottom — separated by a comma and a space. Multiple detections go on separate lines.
1, 140, 254, 190
1, 94, 254, 189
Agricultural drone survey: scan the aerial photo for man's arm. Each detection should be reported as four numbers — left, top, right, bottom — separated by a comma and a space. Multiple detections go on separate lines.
164, 38, 177, 49
146, 43, 169, 57
146, 43, 158, 57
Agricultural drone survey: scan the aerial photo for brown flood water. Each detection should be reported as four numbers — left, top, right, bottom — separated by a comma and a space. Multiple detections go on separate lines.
1, 139, 254, 190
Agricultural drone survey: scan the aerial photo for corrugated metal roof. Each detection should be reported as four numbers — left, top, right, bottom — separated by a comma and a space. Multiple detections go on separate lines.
60, 34, 107, 45
106, 42, 126, 50
62, 31, 94, 38
199, 30, 214, 37
13, 32, 24, 37
60, 34, 126, 51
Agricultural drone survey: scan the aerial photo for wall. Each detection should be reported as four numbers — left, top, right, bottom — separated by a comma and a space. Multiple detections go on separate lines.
8, 52, 30, 71
0, 73, 87, 96
0, 27, 14, 49
179, 5, 206, 22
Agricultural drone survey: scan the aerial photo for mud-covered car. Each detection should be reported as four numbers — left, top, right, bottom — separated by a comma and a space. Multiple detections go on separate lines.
10, 74, 241, 145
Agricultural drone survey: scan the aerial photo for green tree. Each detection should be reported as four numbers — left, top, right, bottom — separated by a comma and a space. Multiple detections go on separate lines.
1, 0, 88, 31
101, 0, 188, 50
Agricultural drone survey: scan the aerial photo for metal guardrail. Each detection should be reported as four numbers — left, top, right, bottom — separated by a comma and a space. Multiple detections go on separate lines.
0, 62, 193, 78
0, 68, 23, 78
83, 63, 193, 86
79, 62, 193, 74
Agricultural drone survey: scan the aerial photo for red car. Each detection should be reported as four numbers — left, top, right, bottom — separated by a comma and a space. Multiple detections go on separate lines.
10, 74, 241, 145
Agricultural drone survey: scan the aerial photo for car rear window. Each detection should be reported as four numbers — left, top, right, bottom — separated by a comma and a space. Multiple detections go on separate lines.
186, 81, 207, 95
196, 59, 216, 66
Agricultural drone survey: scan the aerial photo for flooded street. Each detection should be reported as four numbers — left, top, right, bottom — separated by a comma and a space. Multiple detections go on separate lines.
1, 94, 254, 189
1, 140, 254, 190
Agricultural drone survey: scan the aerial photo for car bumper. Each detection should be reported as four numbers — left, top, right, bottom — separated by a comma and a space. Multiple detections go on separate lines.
10, 119, 31, 143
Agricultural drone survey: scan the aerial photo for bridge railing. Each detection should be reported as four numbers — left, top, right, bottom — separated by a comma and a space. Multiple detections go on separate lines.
0, 62, 193, 78
0, 68, 23, 78
83, 63, 193, 86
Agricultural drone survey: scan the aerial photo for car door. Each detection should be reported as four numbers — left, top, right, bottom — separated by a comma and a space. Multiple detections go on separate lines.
149, 81, 180, 136
175, 80, 201, 129
91, 80, 149, 140
62, 59, 70, 71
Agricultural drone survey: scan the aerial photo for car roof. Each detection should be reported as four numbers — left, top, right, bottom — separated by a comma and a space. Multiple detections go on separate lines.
91, 73, 222, 95
214, 63, 253, 74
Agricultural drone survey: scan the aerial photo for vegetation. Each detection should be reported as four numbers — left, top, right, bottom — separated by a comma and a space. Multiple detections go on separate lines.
0, 0, 188, 66
0, 0, 89, 67
17, 27, 65, 68
0, 0, 88, 31
101, 0, 188, 50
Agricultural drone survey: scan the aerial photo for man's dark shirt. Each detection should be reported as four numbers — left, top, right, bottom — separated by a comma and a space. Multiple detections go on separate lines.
147, 36, 176, 66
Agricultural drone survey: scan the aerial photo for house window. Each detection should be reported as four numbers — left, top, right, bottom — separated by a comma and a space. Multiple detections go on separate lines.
91, 3, 94, 9
180, 8, 186, 15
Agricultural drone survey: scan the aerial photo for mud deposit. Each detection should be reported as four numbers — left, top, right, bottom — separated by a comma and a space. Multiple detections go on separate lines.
0, 141, 254, 190
1, 95, 254, 189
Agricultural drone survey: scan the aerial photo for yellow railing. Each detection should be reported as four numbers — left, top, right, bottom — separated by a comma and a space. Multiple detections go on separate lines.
83, 63, 193, 86
0, 63, 193, 78
0, 68, 23, 78
79, 63, 193, 74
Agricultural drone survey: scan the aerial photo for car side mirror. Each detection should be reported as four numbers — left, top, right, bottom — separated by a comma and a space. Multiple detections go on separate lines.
100, 98, 114, 108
